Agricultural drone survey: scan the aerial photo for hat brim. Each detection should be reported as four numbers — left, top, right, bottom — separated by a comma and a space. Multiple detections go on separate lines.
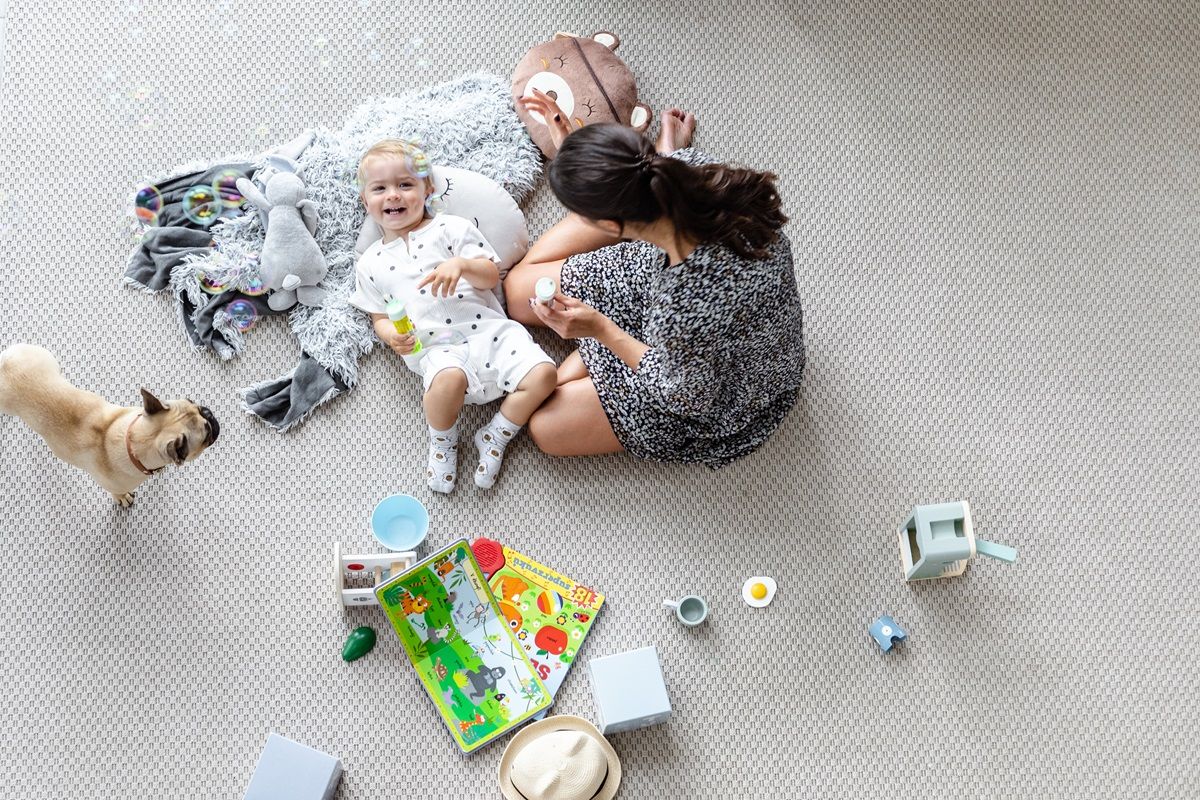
498, 715, 622, 800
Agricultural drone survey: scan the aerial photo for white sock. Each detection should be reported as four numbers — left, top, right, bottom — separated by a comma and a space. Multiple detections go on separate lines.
427, 422, 459, 493
473, 411, 522, 489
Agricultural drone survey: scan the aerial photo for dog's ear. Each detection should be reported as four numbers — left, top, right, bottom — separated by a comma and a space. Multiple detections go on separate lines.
140, 388, 168, 415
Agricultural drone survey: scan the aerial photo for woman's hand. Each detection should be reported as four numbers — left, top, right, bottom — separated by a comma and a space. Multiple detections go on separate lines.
530, 293, 608, 340
418, 258, 464, 297
518, 89, 573, 153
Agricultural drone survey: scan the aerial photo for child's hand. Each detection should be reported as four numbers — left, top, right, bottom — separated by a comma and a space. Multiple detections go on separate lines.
382, 329, 418, 356
518, 89, 573, 153
418, 258, 464, 297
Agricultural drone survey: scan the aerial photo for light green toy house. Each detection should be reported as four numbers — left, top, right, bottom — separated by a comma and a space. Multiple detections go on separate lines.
898, 501, 1017, 581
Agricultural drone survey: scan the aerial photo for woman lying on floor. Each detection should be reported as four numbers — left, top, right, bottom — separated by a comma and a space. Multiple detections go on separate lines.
506, 96, 806, 468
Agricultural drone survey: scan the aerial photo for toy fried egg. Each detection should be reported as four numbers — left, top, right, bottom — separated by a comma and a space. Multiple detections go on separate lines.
742, 576, 778, 608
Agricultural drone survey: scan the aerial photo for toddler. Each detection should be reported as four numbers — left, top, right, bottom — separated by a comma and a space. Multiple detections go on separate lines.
349, 140, 556, 492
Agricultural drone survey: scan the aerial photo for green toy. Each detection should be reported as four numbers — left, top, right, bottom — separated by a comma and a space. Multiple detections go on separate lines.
341, 626, 377, 662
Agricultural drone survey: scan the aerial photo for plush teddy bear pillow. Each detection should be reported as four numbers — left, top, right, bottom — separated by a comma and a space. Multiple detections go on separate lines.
354, 165, 528, 275
512, 31, 652, 158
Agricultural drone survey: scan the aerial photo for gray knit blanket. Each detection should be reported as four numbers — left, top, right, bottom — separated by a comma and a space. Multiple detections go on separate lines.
124, 73, 541, 430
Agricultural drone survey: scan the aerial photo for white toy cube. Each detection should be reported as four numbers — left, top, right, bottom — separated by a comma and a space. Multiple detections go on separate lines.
244, 733, 342, 800
588, 645, 672, 734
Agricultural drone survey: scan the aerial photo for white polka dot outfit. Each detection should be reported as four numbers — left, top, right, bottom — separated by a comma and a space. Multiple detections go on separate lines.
559, 148, 806, 468
349, 213, 553, 403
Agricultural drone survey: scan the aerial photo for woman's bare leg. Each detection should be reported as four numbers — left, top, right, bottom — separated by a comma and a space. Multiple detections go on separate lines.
505, 214, 621, 326
506, 259, 565, 327
527, 378, 623, 457
557, 351, 588, 385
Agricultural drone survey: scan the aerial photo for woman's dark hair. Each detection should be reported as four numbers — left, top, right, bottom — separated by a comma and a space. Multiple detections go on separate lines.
547, 123, 787, 259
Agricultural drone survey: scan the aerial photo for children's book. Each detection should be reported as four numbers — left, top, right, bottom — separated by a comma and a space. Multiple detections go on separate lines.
375, 539, 552, 753
485, 543, 606, 721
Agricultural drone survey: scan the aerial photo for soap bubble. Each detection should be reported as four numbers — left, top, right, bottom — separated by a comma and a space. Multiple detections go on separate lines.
242, 276, 267, 296
409, 148, 431, 178
198, 273, 230, 294
182, 185, 222, 226
425, 194, 447, 216
120, 217, 151, 246
212, 169, 245, 209
134, 184, 162, 225
227, 299, 258, 332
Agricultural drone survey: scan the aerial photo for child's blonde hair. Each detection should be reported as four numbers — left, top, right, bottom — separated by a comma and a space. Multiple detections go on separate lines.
357, 139, 434, 192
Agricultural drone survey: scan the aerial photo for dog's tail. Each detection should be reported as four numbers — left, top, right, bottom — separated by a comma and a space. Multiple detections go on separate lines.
0, 344, 60, 416
0, 345, 13, 415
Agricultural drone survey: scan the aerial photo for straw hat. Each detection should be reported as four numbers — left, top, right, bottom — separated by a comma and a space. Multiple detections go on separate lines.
498, 716, 622, 800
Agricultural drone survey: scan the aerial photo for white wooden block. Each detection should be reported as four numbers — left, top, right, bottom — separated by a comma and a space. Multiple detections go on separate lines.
588, 646, 672, 734
244, 733, 342, 800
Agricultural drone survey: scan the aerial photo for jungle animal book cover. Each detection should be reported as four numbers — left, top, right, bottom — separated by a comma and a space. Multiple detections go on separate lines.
375, 539, 552, 753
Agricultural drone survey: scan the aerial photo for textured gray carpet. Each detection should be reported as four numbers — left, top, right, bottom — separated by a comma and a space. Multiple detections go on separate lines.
1, 2, 1198, 798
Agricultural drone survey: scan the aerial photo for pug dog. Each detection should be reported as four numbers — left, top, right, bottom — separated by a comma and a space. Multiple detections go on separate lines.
0, 343, 219, 507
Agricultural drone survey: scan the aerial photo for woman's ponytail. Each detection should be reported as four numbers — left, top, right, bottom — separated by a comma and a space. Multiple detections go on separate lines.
549, 124, 787, 260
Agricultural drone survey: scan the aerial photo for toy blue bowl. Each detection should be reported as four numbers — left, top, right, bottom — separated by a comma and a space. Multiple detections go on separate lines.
370, 494, 429, 551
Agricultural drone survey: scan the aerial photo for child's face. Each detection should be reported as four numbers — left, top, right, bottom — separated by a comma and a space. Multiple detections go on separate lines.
360, 155, 432, 241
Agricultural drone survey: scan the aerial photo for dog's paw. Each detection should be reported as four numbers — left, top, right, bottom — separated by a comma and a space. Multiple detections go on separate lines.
113, 492, 135, 508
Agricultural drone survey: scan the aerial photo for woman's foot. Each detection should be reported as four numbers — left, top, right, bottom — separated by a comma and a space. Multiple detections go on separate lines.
655, 108, 696, 154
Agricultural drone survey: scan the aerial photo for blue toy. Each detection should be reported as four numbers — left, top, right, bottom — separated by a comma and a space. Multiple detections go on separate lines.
869, 616, 907, 652
243, 733, 342, 800
897, 501, 1018, 582
370, 494, 429, 551
588, 646, 672, 734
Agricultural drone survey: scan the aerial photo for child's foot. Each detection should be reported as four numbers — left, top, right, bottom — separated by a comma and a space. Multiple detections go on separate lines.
655, 108, 697, 154
427, 424, 459, 493
473, 411, 522, 489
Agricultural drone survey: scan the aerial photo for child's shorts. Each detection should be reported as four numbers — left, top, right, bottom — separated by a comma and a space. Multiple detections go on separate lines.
416, 321, 553, 405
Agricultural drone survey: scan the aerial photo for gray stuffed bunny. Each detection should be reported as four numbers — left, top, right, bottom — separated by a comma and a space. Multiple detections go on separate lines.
235, 156, 328, 311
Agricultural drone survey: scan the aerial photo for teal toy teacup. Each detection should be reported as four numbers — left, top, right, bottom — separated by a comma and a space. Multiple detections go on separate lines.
664, 595, 709, 627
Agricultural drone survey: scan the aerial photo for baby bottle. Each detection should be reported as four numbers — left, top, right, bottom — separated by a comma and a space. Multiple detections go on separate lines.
534, 277, 557, 309
386, 297, 423, 356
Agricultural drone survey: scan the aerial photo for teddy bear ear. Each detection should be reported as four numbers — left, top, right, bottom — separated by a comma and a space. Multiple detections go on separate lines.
591, 31, 620, 51
266, 154, 304, 178
630, 103, 653, 132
